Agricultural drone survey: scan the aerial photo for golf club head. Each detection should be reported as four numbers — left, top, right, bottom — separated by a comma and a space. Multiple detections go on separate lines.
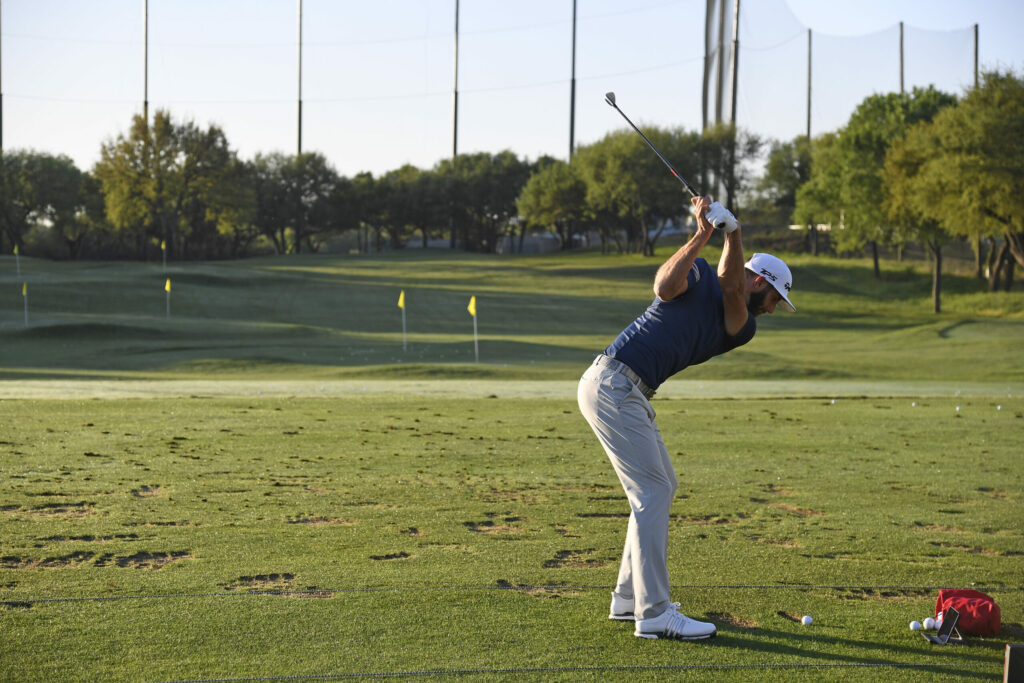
604, 92, 616, 107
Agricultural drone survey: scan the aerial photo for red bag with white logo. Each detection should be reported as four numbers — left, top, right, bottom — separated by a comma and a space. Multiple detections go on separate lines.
935, 589, 1000, 636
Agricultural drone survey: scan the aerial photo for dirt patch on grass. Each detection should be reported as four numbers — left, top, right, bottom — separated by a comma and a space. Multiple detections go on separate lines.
762, 483, 795, 496
834, 588, 932, 602
225, 573, 295, 591
543, 549, 608, 569
132, 485, 162, 498
752, 499, 825, 517
287, 516, 355, 526
95, 551, 192, 569
27, 502, 95, 518
928, 541, 1020, 557
401, 527, 424, 537
1, 551, 96, 569
370, 552, 410, 561
914, 523, 967, 533
708, 612, 758, 629
37, 533, 139, 544
672, 514, 743, 525
750, 535, 801, 548
465, 519, 527, 535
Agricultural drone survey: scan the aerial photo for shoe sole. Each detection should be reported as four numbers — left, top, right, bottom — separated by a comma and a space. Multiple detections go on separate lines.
635, 630, 717, 640
609, 613, 635, 621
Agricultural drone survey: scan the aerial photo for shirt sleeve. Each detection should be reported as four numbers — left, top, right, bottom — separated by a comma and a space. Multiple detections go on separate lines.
723, 312, 756, 350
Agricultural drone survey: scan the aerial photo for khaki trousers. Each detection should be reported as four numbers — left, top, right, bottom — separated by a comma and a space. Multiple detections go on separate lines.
578, 360, 677, 620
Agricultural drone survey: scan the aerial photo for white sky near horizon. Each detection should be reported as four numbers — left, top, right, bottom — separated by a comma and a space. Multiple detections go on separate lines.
2, 0, 1022, 178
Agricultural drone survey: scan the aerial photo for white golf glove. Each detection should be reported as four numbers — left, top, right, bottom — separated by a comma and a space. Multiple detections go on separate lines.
705, 201, 738, 233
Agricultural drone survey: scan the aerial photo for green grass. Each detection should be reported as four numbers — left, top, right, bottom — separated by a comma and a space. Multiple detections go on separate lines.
1, 247, 1022, 383
1, 247, 1023, 680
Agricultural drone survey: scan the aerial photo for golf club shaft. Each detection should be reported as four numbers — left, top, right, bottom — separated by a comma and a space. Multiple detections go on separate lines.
605, 97, 699, 198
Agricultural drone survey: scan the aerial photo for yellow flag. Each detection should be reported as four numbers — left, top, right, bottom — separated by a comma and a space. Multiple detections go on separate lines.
161, 240, 167, 251
22, 283, 27, 297
165, 279, 171, 293
467, 295, 477, 317
13, 245, 18, 255
397, 290, 405, 310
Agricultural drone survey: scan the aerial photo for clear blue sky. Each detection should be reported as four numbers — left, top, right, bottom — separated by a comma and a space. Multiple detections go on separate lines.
2, 0, 1022, 177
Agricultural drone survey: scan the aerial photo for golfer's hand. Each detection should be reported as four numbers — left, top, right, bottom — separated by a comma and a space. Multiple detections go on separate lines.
705, 202, 738, 233
690, 196, 715, 234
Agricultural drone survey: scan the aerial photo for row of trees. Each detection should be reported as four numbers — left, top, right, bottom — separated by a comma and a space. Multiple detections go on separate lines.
2, 70, 1021, 313
767, 71, 1023, 311
0, 110, 759, 261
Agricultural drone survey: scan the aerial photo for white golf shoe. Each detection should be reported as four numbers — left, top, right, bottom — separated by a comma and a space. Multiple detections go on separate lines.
609, 592, 635, 621
634, 603, 717, 640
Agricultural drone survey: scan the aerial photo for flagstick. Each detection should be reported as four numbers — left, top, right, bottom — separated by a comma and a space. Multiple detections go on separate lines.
15, 251, 21, 277
472, 313, 479, 363
401, 307, 407, 352
23, 285, 29, 327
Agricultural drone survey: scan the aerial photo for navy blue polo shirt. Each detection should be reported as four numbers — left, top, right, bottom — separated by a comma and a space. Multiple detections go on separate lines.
603, 257, 756, 390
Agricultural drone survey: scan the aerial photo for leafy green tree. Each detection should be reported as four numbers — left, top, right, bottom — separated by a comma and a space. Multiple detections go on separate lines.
291, 152, 341, 253
834, 87, 956, 276
793, 132, 843, 255
753, 135, 812, 224
0, 150, 98, 258
249, 153, 294, 254
575, 127, 703, 255
96, 110, 253, 259
516, 160, 586, 251
701, 123, 764, 215
435, 151, 530, 253
902, 71, 1024, 291
884, 123, 950, 312
95, 111, 178, 258
175, 121, 255, 258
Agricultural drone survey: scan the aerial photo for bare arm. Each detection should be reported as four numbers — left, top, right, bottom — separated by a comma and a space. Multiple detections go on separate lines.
653, 196, 715, 301
718, 226, 749, 336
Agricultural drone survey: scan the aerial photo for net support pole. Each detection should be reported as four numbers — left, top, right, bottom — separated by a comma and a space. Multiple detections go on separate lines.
806, 29, 811, 140
899, 21, 904, 95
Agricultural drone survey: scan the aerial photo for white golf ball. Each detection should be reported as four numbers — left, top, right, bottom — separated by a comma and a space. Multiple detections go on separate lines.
910, 620, 922, 631
801, 615, 812, 626
923, 617, 936, 630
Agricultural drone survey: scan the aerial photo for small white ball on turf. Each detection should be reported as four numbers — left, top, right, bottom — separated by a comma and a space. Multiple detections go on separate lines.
910, 620, 922, 631
923, 617, 936, 630
801, 615, 812, 625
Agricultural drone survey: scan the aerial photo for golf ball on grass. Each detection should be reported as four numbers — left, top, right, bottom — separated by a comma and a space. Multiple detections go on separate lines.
801, 615, 813, 625
923, 617, 936, 630
910, 620, 922, 631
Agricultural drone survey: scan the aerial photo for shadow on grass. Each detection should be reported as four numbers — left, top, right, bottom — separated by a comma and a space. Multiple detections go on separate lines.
709, 622, 997, 679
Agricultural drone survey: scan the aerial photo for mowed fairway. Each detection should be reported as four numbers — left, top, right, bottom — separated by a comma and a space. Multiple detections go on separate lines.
1, 248, 1023, 681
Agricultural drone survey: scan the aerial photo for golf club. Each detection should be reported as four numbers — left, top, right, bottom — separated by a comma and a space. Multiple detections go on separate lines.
604, 91, 700, 199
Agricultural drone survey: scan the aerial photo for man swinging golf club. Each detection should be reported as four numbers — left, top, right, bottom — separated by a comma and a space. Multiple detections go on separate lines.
578, 196, 795, 640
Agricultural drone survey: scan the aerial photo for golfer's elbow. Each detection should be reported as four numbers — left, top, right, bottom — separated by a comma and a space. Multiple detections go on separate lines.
653, 277, 685, 301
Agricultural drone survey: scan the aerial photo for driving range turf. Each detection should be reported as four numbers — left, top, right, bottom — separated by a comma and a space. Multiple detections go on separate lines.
1, 247, 1022, 681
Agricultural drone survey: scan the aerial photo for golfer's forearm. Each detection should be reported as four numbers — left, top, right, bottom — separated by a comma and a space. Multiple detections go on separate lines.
653, 228, 714, 300
717, 228, 745, 294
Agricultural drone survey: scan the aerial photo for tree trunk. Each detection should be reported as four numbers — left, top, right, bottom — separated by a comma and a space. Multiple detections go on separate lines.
930, 240, 942, 314
1005, 257, 1015, 291
870, 241, 880, 279
988, 237, 1009, 292
974, 236, 986, 279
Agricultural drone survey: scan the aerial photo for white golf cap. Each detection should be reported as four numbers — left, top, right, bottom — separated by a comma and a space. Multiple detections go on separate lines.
744, 253, 795, 311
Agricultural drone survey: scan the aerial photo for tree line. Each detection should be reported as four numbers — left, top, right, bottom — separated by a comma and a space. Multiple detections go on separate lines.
0, 109, 756, 261
2, 71, 1021, 311
761, 70, 1022, 311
